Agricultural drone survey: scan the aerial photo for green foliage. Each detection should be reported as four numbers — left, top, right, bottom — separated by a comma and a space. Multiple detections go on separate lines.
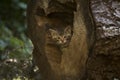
0, 0, 39, 80
0, 21, 33, 60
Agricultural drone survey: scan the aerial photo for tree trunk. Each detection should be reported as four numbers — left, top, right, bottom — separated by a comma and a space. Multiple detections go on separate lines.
27, 0, 95, 80
87, 0, 120, 79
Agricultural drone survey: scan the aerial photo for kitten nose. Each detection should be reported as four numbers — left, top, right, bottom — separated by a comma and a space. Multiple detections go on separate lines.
61, 39, 66, 43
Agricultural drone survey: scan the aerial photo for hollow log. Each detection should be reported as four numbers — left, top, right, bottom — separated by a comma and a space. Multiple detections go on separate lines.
27, 0, 95, 80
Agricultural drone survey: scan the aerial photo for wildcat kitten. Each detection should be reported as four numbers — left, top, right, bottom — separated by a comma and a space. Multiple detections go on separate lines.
44, 25, 72, 79
47, 26, 72, 48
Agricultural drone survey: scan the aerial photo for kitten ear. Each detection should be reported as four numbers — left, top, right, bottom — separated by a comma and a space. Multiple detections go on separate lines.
64, 26, 71, 34
49, 29, 58, 36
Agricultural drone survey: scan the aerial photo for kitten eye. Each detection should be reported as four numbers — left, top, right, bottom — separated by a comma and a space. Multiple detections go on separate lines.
57, 37, 61, 39
56, 37, 61, 42
63, 36, 67, 39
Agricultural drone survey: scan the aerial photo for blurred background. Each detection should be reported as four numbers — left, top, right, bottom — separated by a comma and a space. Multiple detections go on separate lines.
0, 0, 40, 80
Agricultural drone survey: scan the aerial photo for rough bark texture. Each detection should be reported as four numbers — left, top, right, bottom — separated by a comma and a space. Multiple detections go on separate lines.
27, 0, 95, 80
87, 0, 120, 80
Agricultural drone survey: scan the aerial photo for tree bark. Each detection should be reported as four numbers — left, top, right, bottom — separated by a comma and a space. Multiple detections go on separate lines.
27, 0, 95, 80
87, 0, 120, 79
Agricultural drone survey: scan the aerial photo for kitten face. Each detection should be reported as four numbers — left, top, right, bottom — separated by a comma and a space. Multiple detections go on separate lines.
48, 26, 72, 47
